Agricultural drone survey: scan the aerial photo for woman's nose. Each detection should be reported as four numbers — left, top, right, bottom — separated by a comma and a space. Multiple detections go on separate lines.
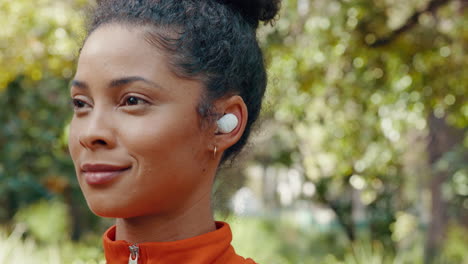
78, 111, 116, 150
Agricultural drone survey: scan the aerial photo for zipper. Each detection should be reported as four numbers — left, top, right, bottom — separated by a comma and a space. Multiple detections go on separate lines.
128, 244, 139, 264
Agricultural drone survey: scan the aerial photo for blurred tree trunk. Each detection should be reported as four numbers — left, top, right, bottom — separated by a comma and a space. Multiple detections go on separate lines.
425, 113, 464, 263
316, 176, 356, 242
261, 165, 279, 210
63, 186, 82, 241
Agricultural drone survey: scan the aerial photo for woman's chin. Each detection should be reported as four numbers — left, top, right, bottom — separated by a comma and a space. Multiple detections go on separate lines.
90, 209, 135, 219
87, 201, 161, 219
87, 202, 133, 218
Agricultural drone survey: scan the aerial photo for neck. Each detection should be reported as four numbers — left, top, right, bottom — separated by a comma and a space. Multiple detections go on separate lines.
115, 191, 216, 244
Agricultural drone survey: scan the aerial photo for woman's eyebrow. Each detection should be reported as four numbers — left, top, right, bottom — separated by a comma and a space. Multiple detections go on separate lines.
70, 76, 164, 90
70, 79, 88, 89
109, 76, 164, 90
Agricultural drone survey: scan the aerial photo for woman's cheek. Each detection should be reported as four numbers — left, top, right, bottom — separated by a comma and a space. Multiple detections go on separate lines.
122, 113, 183, 153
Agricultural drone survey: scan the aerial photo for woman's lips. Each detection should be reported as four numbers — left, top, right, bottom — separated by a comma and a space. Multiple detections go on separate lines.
81, 164, 131, 185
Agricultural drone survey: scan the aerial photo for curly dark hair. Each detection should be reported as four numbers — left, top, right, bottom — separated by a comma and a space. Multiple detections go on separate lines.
86, 0, 280, 163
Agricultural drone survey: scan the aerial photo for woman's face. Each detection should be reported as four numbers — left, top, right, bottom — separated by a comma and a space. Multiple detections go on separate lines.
68, 24, 214, 218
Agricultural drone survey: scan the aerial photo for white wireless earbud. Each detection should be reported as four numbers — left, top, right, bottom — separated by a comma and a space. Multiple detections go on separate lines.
216, 113, 238, 134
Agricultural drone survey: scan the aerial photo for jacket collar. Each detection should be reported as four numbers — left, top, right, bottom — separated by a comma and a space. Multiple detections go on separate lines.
103, 221, 240, 264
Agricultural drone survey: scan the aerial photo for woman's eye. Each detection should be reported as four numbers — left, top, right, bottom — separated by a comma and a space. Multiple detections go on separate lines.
124, 96, 148, 106
72, 98, 87, 108
70, 98, 91, 114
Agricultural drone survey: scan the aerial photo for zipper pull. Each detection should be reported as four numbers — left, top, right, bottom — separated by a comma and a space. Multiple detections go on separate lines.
128, 244, 139, 264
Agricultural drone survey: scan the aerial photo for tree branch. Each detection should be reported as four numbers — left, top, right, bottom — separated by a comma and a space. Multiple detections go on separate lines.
369, 0, 452, 47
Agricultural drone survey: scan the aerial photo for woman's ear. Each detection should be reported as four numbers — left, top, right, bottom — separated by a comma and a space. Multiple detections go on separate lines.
213, 95, 248, 153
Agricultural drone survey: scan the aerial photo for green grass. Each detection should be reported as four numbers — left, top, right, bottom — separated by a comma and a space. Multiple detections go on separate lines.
0, 225, 104, 264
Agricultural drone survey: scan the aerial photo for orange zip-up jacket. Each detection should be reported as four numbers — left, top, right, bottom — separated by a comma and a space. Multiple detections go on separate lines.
103, 221, 257, 264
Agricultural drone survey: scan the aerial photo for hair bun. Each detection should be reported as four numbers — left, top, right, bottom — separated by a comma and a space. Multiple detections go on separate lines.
221, 0, 281, 27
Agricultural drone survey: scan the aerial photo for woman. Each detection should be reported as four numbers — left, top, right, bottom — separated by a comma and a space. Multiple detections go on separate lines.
68, 0, 280, 263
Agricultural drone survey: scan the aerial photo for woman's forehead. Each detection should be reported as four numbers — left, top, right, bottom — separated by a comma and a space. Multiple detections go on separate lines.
81, 24, 159, 64
75, 23, 204, 99
77, 25, 167, 79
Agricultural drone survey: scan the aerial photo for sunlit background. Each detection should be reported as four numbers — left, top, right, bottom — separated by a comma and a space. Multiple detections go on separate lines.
0, 0, 467, 263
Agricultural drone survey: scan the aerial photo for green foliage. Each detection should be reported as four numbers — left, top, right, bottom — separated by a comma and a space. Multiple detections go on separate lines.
230, 216, 288, 264
0, 0, 87, 89
0, 0, 95, 229
0, 227, 104, 264
254, 0, 468, 255
229, 215, 431, 264
0, 76, 77, 221
1, 200, 103, 264
14, 199, 70, 243
441, 224, 468, 264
